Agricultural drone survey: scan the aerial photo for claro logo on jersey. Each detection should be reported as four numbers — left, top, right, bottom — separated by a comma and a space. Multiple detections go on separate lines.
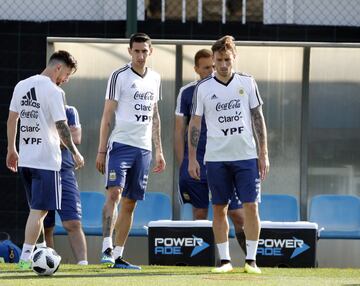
21, 88, 40, 108
154, 235, 210, 257
257, 237, 310, 259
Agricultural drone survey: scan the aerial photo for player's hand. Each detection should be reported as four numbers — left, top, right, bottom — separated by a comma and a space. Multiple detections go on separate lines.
258, 153, 270, 180
153, 152, 166, 173
73, 151, 85, 170
6, 149, 19, 173
96, 152, 106, 174
188, 159, 200, 180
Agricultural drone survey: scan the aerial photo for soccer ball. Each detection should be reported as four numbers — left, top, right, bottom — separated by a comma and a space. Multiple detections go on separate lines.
31, 247, 61, 276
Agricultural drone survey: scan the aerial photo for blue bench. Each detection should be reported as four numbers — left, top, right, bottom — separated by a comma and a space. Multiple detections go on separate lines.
55, 191, 172, 237
54, 191, 105, 235
309, 194, 360, 239
179, 203, 236, 237
180, 194, 300, 238
259, 194, 300, 222
126, 192, 172, 236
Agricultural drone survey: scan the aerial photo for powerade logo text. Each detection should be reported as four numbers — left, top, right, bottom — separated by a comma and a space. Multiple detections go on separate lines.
154, 235, 209, 257
257, 237, 310, 259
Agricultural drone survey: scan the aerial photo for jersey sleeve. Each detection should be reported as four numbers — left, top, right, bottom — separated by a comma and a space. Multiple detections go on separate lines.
66, 105, 81, 127
175, 87, 185, 116
249, 77, 263, 109
9, 84, 20, 113
191, 83, 204, 116
105, 70, 122, 102
49, 89, 67, 122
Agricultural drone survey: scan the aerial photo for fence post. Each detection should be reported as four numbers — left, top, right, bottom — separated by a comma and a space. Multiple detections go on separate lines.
126, 0, 137, 37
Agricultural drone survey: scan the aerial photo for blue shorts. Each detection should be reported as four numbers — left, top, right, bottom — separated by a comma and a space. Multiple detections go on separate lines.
106, 142, 152, 201
19, 167, 62, 210
179, 158, 242, 210
43, 149, 82, 227
206, 159, 261, 205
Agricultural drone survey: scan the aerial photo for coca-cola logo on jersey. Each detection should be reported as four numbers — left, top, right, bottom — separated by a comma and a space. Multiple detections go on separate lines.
20, 110, 39, 119
215, 99, 241, 111
134, 91, 154, 101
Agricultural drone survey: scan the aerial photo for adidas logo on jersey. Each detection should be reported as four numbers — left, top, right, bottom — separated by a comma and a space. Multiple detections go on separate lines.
131, 83, 137, 89
211, 94, 218, 100
21, 87, 40, 108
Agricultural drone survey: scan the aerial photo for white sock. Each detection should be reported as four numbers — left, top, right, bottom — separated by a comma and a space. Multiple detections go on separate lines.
77, 260, 88, 265
245, 240, 259, 261
216, 241, 231, 261
36, 241, 47, 248
20, 243, 35, 261
113, 246, 124, 260
102, 237, 113, 252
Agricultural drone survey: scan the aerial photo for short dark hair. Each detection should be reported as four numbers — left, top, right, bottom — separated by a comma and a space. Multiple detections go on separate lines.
194, 49, 213, 67
211, 35, 236, 56
48, 50, 77, 73
129, 33, 152, 48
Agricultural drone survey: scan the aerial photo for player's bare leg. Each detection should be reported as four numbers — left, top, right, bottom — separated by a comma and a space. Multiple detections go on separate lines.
211, 204, 233, 273
112, 197, 140, 270
100, 187, 121, 266
243, 202, 261, 274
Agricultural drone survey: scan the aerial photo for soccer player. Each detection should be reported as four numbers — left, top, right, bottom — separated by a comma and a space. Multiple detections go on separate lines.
6, 50, 85, 269
96, 33, 166, 270
188, 36, 270, 274
43, 104, 88, 265
174, 49, 246, 253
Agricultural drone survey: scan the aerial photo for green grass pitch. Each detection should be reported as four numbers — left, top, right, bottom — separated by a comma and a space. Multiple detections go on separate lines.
1, 264, 360, 286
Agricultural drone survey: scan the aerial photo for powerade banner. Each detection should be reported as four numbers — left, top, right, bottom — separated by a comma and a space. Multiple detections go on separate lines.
257, 227, 317, 267
148, 226, 215, 266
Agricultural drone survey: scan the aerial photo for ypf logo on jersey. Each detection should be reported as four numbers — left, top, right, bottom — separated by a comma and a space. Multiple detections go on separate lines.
257, 237, 310, 259
154, 235, 210, 257
20, 88, 40, 109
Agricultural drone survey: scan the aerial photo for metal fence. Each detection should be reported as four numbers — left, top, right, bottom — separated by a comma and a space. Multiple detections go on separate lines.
0, 0, 359, 27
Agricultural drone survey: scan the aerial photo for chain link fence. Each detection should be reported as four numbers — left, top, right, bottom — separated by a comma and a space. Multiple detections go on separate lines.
145, 0, 263, 23
0, 0, 359, 27
0, 0, 144, 21
264, 0, 360, 26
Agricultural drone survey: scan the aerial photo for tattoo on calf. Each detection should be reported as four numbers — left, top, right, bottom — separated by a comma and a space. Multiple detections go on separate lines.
102, 215, 112, 237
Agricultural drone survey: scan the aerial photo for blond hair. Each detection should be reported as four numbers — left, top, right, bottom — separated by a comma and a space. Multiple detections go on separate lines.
211, 35, 236, 56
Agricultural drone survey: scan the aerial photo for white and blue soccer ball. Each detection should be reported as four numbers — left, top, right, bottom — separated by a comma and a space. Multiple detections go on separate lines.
31, 247, 61, 276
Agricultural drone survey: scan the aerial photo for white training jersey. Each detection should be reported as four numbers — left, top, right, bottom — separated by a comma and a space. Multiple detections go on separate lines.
192, 72, 263, 162
9, 75, 66, 171
105, 63, 161, 151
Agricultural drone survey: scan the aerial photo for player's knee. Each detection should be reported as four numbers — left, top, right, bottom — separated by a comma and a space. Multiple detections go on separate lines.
228, 209, 245, 226
108, 187, 122, 203
63, 220, 81, 232
120, 198, 137, 213
244, 202, 259, 217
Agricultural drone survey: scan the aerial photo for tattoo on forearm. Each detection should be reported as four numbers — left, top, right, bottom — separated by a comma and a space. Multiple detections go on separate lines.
56, 121, 76, 154
190, 126, 200, 148
251, 106, 268, 152
152, 104, 162, 150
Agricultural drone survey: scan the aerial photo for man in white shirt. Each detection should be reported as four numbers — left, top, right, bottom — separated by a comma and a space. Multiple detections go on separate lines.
96, 33, 166, 270
188, 36, 270, 274
6, 50, 84, 269
174, 49, 247, 254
